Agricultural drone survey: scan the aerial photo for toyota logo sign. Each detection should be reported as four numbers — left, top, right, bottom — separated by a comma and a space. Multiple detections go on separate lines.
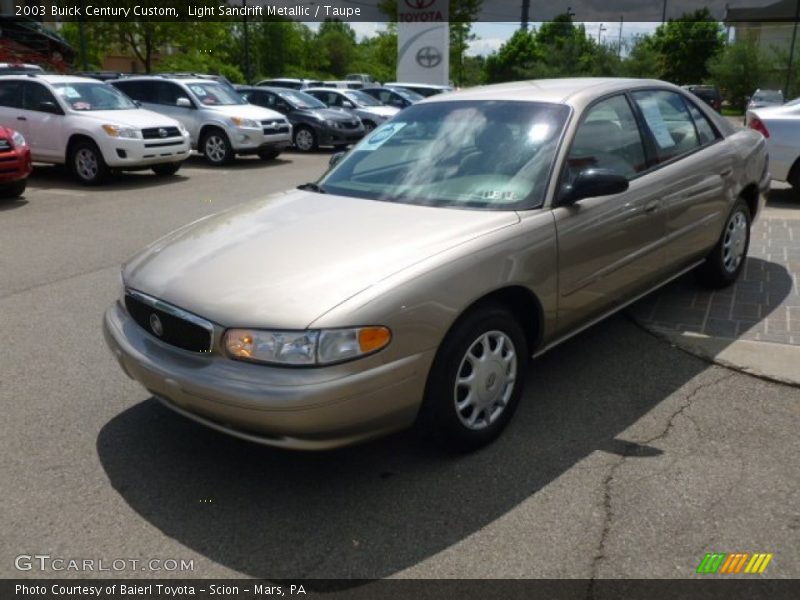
404, 0, 436, 8
158, 128, 168, 138
149, 313, 164, 337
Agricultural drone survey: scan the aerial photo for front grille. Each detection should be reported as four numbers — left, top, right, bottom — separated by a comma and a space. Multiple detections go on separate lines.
261, 119, 289, 135
0, 155, 18, 163
144, 140, 185, 148
124, 292, 212, 353
263, 126, 290, 135
142, 126, 181, 139
0, 139, 11, 151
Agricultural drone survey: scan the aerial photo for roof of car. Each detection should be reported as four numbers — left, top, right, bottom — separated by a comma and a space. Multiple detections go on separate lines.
112, 76, 214, 85
0, 74, 100, 84
421, 78, 678, 106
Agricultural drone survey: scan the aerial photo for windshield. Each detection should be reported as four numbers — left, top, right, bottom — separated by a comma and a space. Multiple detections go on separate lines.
319, 100, 569, 210
279, 90, 326, 109
344, 90, 382, 107
393, 87, 425, 102
53, 82, 136, 111
754, 91, 783, 103
187, 82, 247, 105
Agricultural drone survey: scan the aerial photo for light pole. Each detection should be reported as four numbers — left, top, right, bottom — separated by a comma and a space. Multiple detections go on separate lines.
242, 0, 251, 84
598, 23, 607, 44
785, 0, 800, 98
618, 16, 624, 58
661, 0, 668, 23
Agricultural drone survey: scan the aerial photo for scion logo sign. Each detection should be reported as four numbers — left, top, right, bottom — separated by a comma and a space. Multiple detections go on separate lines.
149, 313, 164, 337
696, 552, 774, 574
416, 46, 442, 68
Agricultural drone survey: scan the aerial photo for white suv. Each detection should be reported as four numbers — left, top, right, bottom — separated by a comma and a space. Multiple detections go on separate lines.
0, 75, 191, 184
111, 76, 292, 165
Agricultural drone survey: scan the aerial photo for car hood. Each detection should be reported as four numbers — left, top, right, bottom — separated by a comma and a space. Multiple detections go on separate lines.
75, 108, 181, 128
205, 103, 284, 120
123, 191, 520, 328
358, 105, 400, 118
294, 108, 356, 122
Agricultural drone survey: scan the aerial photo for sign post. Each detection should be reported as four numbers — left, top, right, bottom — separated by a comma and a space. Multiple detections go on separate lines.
397, 0, 449, 85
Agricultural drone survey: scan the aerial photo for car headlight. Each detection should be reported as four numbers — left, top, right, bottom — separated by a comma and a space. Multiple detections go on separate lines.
231, 117, 260, 128
11, 131, 26, 147
324, 119, 339, 128
224, 326, 391, 366
102, 124, 141, 139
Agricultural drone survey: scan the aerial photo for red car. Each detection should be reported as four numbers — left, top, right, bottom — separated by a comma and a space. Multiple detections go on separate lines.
0, 126, 32, 198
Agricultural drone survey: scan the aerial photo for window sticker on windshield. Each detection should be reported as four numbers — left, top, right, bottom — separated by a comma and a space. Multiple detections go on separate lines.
362, 122, 406, 149
58, 86, 80, 99
189, 85, 207, 96
639, 98, 675, 149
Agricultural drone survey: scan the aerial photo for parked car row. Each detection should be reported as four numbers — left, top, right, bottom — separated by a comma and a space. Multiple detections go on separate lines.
0, 70, 444, 187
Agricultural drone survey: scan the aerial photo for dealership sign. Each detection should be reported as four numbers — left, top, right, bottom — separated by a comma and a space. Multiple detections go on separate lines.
397, 0, 449, 85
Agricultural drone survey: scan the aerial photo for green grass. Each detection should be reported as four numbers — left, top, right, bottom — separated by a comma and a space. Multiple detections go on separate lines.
721, 107, 744, 117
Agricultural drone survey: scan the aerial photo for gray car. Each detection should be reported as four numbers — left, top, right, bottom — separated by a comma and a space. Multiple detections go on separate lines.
104, 78, 768, 452
304, 88, 399, 132
111, 76, 292, 164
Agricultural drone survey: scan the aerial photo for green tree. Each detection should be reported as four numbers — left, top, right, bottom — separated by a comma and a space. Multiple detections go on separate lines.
484, 29, 540, 82
648, 8, 725, 84
621, 35, 661, 79
709, 39, 776, 110
315, 20, 358, 77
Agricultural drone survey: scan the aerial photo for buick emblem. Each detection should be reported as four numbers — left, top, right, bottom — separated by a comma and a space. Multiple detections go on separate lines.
416, 46, 442, 68
158, 128, 168, 138
149, 313, 164, 337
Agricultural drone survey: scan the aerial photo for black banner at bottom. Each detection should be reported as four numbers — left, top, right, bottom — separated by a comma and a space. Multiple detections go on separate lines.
3, 579, 800, 600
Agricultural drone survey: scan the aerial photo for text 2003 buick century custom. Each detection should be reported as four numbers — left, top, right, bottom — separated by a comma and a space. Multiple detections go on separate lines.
104, 78, 769, 451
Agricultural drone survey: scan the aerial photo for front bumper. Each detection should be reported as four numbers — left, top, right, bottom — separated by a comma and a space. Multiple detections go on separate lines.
754, 165, 770, 224
0, 147, 32, 182
228, 126, 292, 153
103, 135, 191, 168
103, 301, 432, 450
318, 125, 366, 147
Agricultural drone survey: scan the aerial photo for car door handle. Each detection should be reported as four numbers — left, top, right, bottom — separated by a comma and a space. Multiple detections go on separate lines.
720, 167, 733, 177
16, 116, 26, 121
644, 201, 660, 213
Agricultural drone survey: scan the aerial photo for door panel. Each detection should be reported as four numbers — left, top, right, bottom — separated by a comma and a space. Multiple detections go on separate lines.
22, 82, 64, 161
554, 94, 665, 334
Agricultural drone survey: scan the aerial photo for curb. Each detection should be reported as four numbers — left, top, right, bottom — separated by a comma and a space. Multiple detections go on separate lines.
631, 319, 800, 389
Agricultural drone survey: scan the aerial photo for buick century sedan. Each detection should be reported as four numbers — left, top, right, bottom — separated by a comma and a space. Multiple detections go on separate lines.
104, 78, 769, 451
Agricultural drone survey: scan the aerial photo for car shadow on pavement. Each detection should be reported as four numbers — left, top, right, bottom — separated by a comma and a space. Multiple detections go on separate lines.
28, 164, 190, 192
97, 315, 748, 583
0, 197, 29, 211
767, 186, 800, 211
184, 155, 294, 171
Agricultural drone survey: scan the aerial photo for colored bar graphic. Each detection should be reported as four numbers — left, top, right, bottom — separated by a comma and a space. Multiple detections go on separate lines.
697, 552, 773, 574
744, 553, 774, 574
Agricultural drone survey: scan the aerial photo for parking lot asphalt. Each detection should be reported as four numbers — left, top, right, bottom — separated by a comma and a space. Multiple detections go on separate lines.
1, 154, 799, 580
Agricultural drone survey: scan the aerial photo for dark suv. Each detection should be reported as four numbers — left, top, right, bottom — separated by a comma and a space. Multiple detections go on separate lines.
682, 85, 722, 112
237, 86, 365, 152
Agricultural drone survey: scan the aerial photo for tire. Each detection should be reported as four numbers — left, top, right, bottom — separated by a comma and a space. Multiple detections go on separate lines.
70, 140, 108, 185
293, 126, 317, 152
151, 162, 182, 176
257, 148, 281, 160
0, 179, 26, 198
416, 304, 528, 452
697, 199, 751, 288
200, 128, 233, 165
787, 159, 800, 192
362, 120, 377, 133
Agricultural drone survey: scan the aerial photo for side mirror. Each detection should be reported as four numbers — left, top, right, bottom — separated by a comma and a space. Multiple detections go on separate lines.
39, 100, 61, 114
342, 100, 355, 109
176, 97, 193, 108
561, 169, 629, 205
133, 100, 142, 108
329, 151, 346, 168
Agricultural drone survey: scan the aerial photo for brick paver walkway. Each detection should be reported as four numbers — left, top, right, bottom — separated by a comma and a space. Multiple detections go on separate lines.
629, 217, 800, 346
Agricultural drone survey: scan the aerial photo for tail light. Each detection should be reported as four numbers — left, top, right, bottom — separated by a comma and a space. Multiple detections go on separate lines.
749, 116, 770, 138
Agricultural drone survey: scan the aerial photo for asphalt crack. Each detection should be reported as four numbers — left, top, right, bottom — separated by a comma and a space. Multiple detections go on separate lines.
586, 370, 736, 597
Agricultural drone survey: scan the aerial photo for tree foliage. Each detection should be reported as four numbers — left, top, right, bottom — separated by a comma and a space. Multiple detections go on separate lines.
709, 40, 776, 110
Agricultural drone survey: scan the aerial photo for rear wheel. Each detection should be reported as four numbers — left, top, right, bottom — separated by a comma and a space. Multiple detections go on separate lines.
201, 128, 233, 165
293, 126, 317, 152
697, 199, 751, 288
416, 304, 528, 452
70, 140, 108, 185
151, 162, 182, 176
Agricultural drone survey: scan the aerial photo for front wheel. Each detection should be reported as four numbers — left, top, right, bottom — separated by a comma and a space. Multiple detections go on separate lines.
293, 126, 317, 152
697, 199, 751, 288
0, 179, 26, 198
417, 305, 528, 452
151, 162, 182, 176
201, 129, 233, 165
70, 140, 108, 185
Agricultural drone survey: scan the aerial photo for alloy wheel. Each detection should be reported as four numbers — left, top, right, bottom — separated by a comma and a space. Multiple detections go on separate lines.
75, 148, 99, 181
295, 129, 314, 151
722, 210, 748, 273
205, 135, 227, 163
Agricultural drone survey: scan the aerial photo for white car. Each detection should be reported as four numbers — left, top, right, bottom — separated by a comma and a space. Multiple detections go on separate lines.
112, 76, 292, 165
0, 75, 190, 184
747, 99, 800, 190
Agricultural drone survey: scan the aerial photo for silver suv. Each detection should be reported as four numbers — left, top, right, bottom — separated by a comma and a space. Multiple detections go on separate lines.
111, 76, 292, 165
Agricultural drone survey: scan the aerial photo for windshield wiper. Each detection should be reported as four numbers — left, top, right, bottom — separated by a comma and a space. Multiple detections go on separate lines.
297, 182, 327, 194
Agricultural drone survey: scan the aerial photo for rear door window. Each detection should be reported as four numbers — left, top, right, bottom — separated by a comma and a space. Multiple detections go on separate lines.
0, 80, 23, 108
631, 90, 701, 163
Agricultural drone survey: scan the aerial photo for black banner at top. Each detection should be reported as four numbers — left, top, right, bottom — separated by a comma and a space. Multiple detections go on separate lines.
1, 0, 800, 23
